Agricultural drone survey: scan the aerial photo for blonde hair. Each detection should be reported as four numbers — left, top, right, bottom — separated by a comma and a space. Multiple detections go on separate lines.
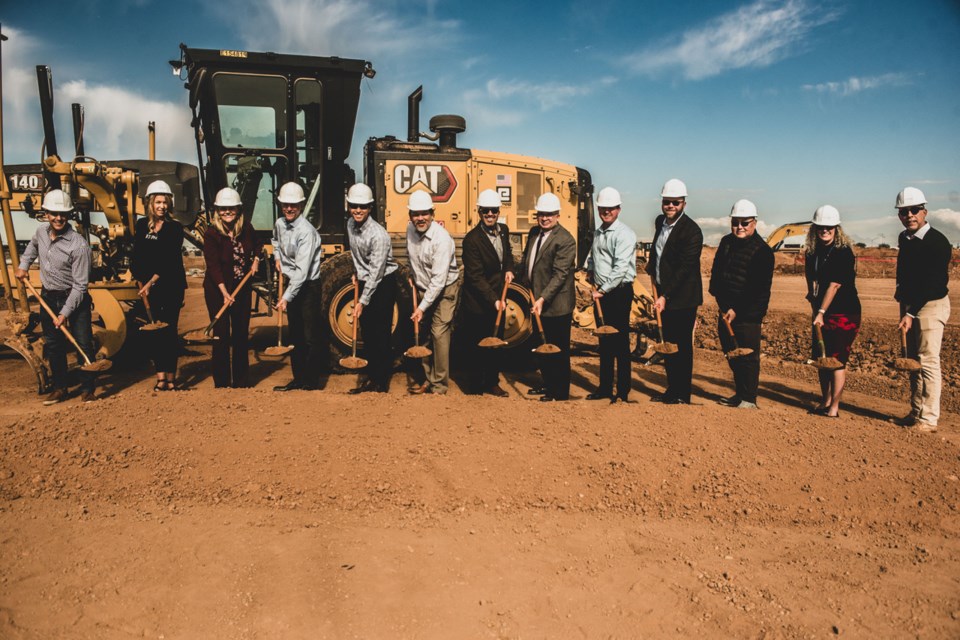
211, 207, 246, 238
145, 194, 172, 232
804, 224, 853, 255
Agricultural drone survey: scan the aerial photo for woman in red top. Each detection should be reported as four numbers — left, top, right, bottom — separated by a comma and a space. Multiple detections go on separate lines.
202, 188, 262, 388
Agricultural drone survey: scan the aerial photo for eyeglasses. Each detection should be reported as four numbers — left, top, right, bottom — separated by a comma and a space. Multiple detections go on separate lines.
479, 207, 500, 215
662, 199, 684, 207
898, 206, 924, 216
816, 226, 837, 232
349, 203, 372, 210
731, 218, 755, 227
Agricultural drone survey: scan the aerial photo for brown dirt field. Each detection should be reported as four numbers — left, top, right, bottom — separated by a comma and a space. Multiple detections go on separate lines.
1, 274, 959, 639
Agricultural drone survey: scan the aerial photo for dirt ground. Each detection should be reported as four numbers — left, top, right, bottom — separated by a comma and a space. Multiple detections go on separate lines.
1, 272, 959, 639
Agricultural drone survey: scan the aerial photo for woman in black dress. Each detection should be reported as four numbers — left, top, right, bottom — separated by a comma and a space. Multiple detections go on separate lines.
804, 205, 861, 418
132, 180, 187, 391
202, 188, 261, 388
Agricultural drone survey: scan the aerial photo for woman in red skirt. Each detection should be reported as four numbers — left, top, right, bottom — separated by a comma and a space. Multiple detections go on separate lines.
804, 205, 861, 418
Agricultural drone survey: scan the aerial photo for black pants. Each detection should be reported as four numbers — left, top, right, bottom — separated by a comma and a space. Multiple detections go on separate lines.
718, 317, 762, 403
41, 290, 95, 393
288, 279, 325, 387
597, 284, 633, 399
461, 305, 504, 391
205, 285, 252, 388
661, 307, 697, 402
146, 285, 184, 374
358, 272, 396, 389
538, 313, 572, 400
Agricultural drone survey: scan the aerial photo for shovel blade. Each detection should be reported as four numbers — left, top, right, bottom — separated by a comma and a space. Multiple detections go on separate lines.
184, 330, 216, 343
80, 359, 112, 373
478, 337, 507, 348
653, 342, 679, 355
813, 357, 844, 371
140, 321, 169, 332
893, 357, 922, 372
404, 346, 433, 359
532, 344, 561, 355
726, 347, 754, 359
263, 345, 294, 358
339, 356, 369, 370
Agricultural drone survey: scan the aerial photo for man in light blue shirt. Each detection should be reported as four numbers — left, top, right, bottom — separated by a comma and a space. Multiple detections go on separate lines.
586, 187, 637, 403
271, 182, 324, 391
406, 190, 459, 395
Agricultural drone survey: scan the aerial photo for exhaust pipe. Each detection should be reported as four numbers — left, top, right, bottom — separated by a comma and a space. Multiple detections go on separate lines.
407, 85, 422, 143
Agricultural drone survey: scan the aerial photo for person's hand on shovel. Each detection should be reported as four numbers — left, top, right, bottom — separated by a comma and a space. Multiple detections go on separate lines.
411, 306, 424, 324
219, 283, 236, 306
897, 314, 913, 332
352, 275, 364, 319
722, 308, 736, 324
591, 288, 603, 301
138, 277, 157, 298
531, 296, 545, 317
654, 295, 666, 314
496, 271, 514, 311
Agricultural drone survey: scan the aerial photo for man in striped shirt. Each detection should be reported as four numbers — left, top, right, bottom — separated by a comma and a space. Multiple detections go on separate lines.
16, 190, 97, 405
345, 183, 398, 393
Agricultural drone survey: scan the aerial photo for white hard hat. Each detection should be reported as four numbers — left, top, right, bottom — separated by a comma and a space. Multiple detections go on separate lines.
812, 205, 841, 226
660, 179, 688, 199
407, 190, 434, 212
477, 189, 502, 209
347, 183, 374, 205
895, 187, 926, 209
596, 187, 621, 208
730, 199, 758, 218
145, 180, 173, 199
42, 189, 73, 212
277, 182, 306, 204
535, 192, 561, 213
214, 187, 242, 208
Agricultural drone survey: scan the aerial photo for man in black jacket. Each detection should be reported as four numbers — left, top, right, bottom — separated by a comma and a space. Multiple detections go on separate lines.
461, 189, 515, 396
893, 187, 951, 431
708, 199, 774, 409
645, 178, 703, 404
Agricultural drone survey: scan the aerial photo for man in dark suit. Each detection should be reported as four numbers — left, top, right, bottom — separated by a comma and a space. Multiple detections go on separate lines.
461, 189, 515, 396
645, 178, 703, 404
521, 192, 576, 402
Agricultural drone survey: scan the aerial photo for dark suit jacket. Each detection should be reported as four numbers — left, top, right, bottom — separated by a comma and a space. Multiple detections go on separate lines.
520, 224, 576, 317
461, 222, 515, 315
645, 213, 703, 310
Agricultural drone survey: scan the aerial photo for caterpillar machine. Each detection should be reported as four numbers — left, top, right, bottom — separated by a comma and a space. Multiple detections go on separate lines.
1, 43, 657, 389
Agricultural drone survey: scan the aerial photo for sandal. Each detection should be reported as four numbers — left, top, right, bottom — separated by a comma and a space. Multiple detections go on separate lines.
153, 382, 165, 392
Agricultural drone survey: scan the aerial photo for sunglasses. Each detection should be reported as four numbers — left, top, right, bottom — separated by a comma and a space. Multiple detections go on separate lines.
816, 225, 837, 232
898, 206, 924, 216
349, 203, 372, 210
46, 212, 70, 219
662, 199, 684, 207
731, 218, 755, 227
536, 212, 559, 218
479, 207, 500, 215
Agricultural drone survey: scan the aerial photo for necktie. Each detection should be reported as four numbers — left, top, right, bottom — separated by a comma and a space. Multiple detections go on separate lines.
528, 231, 544, 280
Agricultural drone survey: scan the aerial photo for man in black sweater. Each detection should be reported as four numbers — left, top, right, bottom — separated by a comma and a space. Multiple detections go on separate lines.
645, 178, 703, 404
709, 199, 774, 409
893, 187, 951, 431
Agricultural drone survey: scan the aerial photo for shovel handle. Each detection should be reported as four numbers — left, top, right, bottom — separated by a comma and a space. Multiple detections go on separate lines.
650, 280, 666, 342
351, 278, 361, 357
23, 279, 93, 365
899, 326, 909, 357
409, 277, 421, 345
206, 267, 256, 332
813, 323, 827, 357
528, 289, 547, 339
592, 285, 607, 327
137, 281, 158, 324
493, 280, 509, 334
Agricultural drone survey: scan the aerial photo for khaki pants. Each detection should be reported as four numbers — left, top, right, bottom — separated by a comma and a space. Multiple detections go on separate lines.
907, 295, 950, 426
422, 279, 460, 394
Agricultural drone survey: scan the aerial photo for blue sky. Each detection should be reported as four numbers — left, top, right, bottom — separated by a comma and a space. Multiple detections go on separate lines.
2, 0, 959, 245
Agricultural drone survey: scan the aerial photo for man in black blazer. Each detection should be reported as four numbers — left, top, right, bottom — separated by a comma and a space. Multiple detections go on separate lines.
645, 178, 703, 404
521, 192, 577, 401
461, 189, 515, 396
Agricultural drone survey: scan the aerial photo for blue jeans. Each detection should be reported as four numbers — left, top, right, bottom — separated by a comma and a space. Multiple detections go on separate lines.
40, 290, 96, 392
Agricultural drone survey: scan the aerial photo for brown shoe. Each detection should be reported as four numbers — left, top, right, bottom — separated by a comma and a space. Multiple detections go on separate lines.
486, 385, 509, 398
408, 383, 430, 395
80, 391, 97, 403
43, 388, 68, 406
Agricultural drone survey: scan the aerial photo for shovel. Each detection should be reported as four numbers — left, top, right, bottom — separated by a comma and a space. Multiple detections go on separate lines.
137, 282, 168, 331
721, 315, 753, 359
592, 285, 618, 336
23, 280, 112, 373
893, 326, 922, 372
478, 281, 510, 348
404, 277, 432, 359
529, 290, 561, 355
649, 282, 678, 355
812, 324, 844, 370
339, 277, 369, 369
262, 269, 294, 358
184, 268, 255, 343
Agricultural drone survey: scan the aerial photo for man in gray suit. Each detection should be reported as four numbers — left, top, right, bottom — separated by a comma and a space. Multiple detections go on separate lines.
521, 192, 576, 401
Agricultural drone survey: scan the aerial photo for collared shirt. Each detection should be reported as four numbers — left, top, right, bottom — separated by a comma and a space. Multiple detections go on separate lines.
587, 218, 637, 292
482, 223, 504, 262
903, 222, 931, 241
19, 222, 91, 318
272, 214, 322, 302
407, 221, 458, 311
347, 217, 397, 306
527, 228, 553, 279
655, 212, 685, 285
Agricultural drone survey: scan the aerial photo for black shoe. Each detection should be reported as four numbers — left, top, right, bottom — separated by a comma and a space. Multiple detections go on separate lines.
663, 397, 689, 405
348, 381, 375, 395
717, 395, 740, 407
586, 392, 612, 400
527, 386, 546, 396
540, 395, 556, 402
650, 393, 671, 403
273, 381, 302, 392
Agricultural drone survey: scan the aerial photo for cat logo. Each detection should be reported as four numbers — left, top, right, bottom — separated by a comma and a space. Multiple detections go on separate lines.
393, 164, 458, 202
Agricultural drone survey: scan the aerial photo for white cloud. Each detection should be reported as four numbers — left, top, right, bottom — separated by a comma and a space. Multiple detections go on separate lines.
801, 72, 911, 96
624, 0, 838, 80
695, 215, 776, 245
928, 209, 960, 240
217, 0, 460, 60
